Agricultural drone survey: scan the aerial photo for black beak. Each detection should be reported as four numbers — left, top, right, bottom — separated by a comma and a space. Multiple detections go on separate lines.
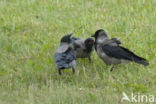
91, 34, 95, 37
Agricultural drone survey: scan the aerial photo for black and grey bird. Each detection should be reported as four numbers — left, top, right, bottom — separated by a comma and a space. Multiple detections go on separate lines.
54, 33, 76, 75
91, 29, 149, 71
72, 37, 94, 62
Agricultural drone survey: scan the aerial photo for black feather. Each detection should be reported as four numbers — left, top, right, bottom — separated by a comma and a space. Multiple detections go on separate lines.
102, 45, 149, 66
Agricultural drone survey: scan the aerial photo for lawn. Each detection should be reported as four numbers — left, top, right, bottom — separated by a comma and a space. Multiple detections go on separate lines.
0, 0, 155, 104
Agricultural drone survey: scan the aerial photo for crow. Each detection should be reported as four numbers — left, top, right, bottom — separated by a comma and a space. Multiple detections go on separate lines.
72, 37, 94, 62
54, 33, 76, 75
91, 29, 149, 71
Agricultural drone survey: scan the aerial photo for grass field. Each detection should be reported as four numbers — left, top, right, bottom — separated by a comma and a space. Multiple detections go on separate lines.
0, 0, 155, 104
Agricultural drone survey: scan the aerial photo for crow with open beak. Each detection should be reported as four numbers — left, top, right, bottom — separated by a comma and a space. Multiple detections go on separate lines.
72, 37, 94, 62
92, 29, 149, 71
54, 33, 76, 75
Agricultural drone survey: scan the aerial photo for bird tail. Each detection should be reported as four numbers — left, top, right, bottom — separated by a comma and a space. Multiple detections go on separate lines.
120, 46, 149, 66
132, 55, 149, 66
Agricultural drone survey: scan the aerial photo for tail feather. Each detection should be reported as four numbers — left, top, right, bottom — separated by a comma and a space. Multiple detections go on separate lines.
132, 55, 149, 66
120, 46, 149, 66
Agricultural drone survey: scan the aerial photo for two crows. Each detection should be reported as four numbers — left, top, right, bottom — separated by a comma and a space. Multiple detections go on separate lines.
55, 29, 149, 75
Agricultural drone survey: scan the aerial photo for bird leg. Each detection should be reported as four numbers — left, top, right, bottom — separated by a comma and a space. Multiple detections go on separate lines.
58, 69, 62, 75
110, 65, 116, 72
88, 56, 91, 63
72, 67, 75, 74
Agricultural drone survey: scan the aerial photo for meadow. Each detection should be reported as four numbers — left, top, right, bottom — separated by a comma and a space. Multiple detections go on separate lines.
0, 0, 155, 104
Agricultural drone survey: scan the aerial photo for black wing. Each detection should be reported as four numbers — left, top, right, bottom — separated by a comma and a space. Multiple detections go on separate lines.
102, 45, 149, 66
102, 45, 133, 60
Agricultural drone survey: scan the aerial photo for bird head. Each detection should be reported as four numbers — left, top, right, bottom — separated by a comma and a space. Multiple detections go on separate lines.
56, 33, 74, 53
61, 33, 74, 44
91, 29, 108, 39
91, 29, 109, 44
84, 38, 94, 48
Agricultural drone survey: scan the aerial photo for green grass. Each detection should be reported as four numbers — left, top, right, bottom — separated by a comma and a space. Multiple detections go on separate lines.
0, 0, 155, 104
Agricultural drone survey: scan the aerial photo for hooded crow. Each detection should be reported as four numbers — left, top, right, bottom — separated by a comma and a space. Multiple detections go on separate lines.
72, 37, 94, 62
92, 29, 149, 71
54, 33, 76, 75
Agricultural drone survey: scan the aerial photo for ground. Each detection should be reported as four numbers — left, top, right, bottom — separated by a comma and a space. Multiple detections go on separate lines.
0, 0, 155, 104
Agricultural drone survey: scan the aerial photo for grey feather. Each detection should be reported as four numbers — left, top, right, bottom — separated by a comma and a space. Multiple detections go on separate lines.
55, 48, 76, 69
93, 29, 149, 70
72, 37, 94, 61
56, 43, 69, 53
54, 33, 76, 75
